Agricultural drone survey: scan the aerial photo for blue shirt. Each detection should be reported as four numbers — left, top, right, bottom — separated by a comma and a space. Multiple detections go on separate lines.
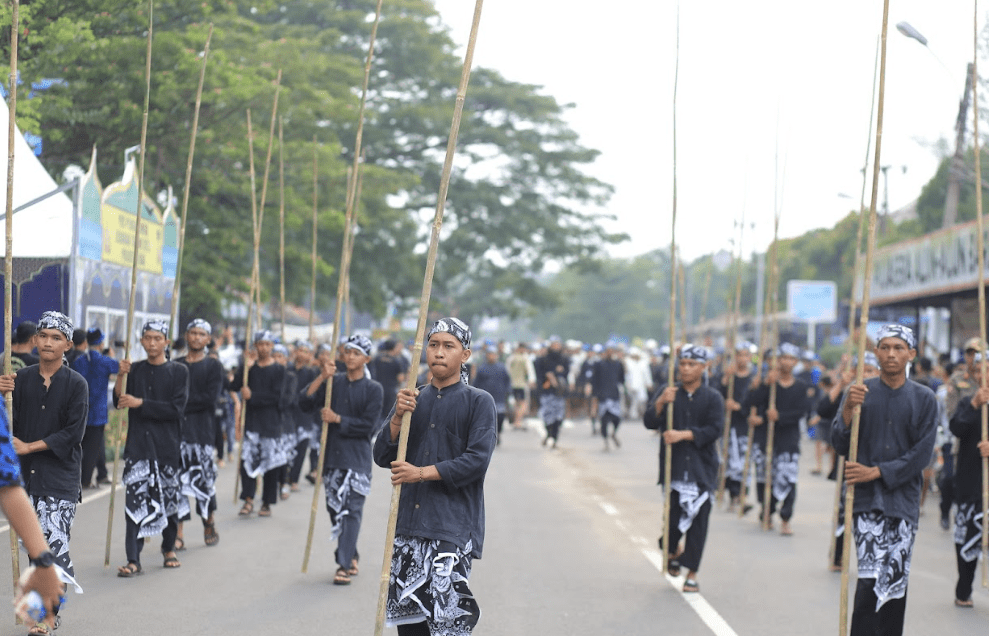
299, 372, 383, 474
72, 349, 119, 427
373, 380, 497, 558
0, 408, 22, 488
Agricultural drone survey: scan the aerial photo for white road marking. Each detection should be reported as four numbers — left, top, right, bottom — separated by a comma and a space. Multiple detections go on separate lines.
599, 501, 619, 516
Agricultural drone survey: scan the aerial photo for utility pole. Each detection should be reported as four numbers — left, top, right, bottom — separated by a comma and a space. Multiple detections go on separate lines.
944, 62, 974, 228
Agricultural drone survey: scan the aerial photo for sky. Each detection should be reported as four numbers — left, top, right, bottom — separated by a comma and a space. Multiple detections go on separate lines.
431, 0, 983, 263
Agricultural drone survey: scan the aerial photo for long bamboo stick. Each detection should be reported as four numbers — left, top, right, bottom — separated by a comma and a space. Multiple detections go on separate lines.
249, 70, 282, 330
716, 217, 746, 504
762, 214, 781, 532
232, 110, 261, 504
972, 0, 989, 589
5, 0, 21, 601
302, 0, 385, 574
660, 5, 680, 578
169, 25, 213, 332
678, 262, 687, 343
373, 2, 485, 631
840, 3, 889, 633
832, 33, 880, 564
740, 246, 773, 518
279, 117, 286, 343
309, 140, 318, 344
105, 0, 154, 566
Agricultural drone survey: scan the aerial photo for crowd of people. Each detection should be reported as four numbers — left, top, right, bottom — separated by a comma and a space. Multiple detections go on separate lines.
2, 310, 988, 635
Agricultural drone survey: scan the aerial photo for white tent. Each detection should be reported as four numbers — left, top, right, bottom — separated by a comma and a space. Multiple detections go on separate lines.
0, 97, 74, 258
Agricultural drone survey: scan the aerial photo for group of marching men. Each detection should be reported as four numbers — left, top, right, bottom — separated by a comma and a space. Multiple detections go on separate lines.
0, 310, 498, 636
651, 324, 989, 635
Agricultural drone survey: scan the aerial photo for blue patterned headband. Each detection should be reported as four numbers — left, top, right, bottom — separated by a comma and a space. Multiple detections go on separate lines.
253, 330, 274, 344
876, 324, 915, 349
427, 317, 472, 384
293, 339, 313, 351
778, 342, 802, 359
343, 334, 373, 357
142, 319, 169, 338
38, 311, 73, 341
186, 318, 212, 335
272, 344, 289, 357
853, 351, 880, 369
679, 344, 710, 362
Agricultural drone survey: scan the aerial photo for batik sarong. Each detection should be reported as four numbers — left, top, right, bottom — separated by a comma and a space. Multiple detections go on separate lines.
954, 502, 985, 563
123, 459, 181, 538
597, 398, 622, 419
725, 428, 747, 483
28, 496, 83, 593
179, 441, 217, 520
772, 452, 800, 504
240, 431, 291, 478
854, 512, 917, 610
386, 535, 480, 635
539, 394, 566, 423
670, 480, 710, 534
323, 468, 372, 541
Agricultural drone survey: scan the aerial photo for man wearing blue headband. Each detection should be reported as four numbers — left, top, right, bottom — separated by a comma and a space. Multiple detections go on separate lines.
286, 341, 319, 494
745, 342, 812, 536
717, 340, 755, 511
373, 318, 497, 635
833, 324, 936, 634
114, 319, 189, 577
645, 343, 723, 594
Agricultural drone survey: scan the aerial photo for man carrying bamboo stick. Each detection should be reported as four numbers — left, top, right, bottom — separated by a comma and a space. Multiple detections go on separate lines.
832, 325, 937, 635
947, 350, 989, 609
588, 341, 625, 451
746, 343, 810, 535
644, 344, 723, 593
300, 334, 382, 585
230, 330, 289, 518
0, 311, 87, 632
373, 317, 497, 635
286, 340, 318, 492
175, 319, 224, 549
717, 340, 754, 510
114, 319, 189, 577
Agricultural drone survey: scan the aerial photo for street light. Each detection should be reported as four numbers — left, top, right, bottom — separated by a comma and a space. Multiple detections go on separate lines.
896, 21, 927, 46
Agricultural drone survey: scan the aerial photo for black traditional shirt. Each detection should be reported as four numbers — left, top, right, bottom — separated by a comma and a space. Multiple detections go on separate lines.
115, 360, 189, 468
12, 364, 88, 501
949, 398, 988, 505
176, 355, 224, 447
230, 362, 286, 439
472, 362, 511, 412
589, 358, 625, 402
744, 378, 811, 454
832, 377, 937, 525
300, 373, 383, 474
643, 383, 724, 492
716, 370, 753, 435
373, 380, 497, 558
291, 365, 319, 432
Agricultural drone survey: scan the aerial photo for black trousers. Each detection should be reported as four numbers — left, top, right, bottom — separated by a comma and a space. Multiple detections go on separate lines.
240, 465, 280, 506
81, 425, 106, 486
288, 437, 310, 483
756, 481, 797, 521
600, 412, 620, 439
725, 477, 741, 500
666, 490, 712, 573
545, 420, 562, 442
937, 444, 954, 521
850, 578, 907, 636
955, 544, 978, 602
125, 514, 178, 565
397, 622, 431, 636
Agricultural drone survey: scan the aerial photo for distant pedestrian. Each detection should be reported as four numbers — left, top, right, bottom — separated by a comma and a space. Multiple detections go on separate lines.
72, 328, 119, 488
472, 345, 511, 445
535, 337, 569, 449
589, 342, 625, 451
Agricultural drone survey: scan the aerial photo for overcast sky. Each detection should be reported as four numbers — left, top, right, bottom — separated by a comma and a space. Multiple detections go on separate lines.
432, 0, 983, 263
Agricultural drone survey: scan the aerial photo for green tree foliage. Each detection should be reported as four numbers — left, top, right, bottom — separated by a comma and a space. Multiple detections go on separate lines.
914, 148, 989, 233
3, 0, 619, 326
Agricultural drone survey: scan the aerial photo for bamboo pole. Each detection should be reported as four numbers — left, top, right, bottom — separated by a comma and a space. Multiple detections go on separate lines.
309, 140, 319, 344
762, 214, 781, 532
716, 217, 745, 504
302, 0, 385, 575
232, 110, 261, 504
832, 33, 880, 562
249, 69, 282, 331
4, 0, 21, 599
373, 2, 485, 631
840, 3, 889, 632
169, 25, 213, 332
678, 262, 687, 343
660, 5, 680, 578
972, 0, 989, 589
105, 0, 154, 567
279, 117, 286, 344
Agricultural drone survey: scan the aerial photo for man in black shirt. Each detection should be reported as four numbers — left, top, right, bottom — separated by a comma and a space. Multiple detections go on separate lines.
371, 339, 408, 412
10, 320, 39, 372
0, 311, 88, 633
588, 343, 625, 451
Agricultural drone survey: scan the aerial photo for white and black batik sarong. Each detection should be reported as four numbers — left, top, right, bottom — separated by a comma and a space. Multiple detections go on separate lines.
954, 502, 985, 563
752, 444, 767, 483
539, 394, 566, 424
240, 431, 291, 478
670, 480, 710, 533
124, 459, 182, 538
296, 424, 320, 454
28, 496, 83, 593
772, 452, 799, 504
854, 512, 917, 610
323, 468, 372, 541
179, 441, 217, 520
387, 535, 479, 635
597, 398, 622, 419
725, 429, 747, 483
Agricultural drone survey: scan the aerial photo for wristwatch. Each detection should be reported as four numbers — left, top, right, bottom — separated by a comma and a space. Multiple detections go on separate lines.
29, 550, 55, 568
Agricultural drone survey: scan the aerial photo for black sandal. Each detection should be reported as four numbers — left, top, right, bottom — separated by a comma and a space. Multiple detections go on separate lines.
683, 578, 700, 593
204, 519, 220, 546
239, 500, 254, 516
333, 567, 351, 586
163, 553, 181, 569
667, 558, 681, 577
117, 562, 143, 578
174, 536, 186, 551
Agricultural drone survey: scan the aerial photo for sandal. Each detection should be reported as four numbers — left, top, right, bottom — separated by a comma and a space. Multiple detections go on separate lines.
683, 578, 700, 593
667, 558, 681, 577
163, 553, 181, 569
117, 562, 143, 578
239, 500, 254, 516
955, 598, 974, 608
347, 557, 359, 577
259, 504, 272, 517
174, 537, 186, 552
204, 520, 220, 547
333, 567, 351, 586
28, 622, 53, 635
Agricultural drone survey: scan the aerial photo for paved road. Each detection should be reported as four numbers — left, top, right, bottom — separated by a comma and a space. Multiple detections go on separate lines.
0, 417, 985, 635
